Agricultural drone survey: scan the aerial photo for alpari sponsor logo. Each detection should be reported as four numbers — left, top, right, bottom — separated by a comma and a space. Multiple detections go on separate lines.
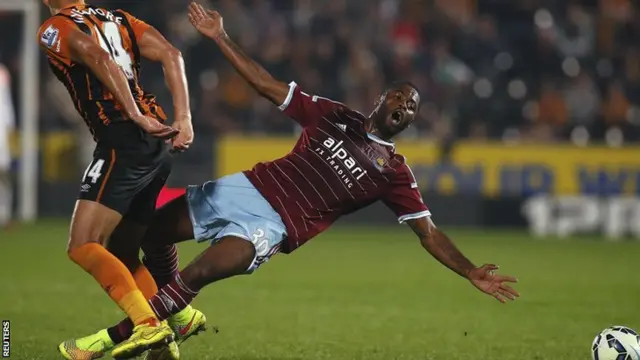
70, 7, 123, 24
315, 136, 367, 189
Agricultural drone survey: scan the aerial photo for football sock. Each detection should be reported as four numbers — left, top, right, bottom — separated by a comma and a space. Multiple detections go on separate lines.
142, 244, 180, 287
68, 243, 159, 327
148, 273, 199, 320
133, 264, 159, 298
107, 273, 198, 345
106, 265, 158, 345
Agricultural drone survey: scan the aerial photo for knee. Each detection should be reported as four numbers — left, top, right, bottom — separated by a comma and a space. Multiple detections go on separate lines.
67, 221, 109, 255
65, 237, 100, 265
66, 236, 96, 256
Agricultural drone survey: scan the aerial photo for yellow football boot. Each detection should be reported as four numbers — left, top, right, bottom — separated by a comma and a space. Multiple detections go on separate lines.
171, 306, 208, 342
57, 329, 113, 360
142, 306, 210, 360
142, 341, 180, 360
110, 322, 174, 359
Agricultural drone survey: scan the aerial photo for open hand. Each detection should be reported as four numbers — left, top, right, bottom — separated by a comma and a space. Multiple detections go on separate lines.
188, 2, 225, 39
468, 264, 520, 303
131, 114, 179, 140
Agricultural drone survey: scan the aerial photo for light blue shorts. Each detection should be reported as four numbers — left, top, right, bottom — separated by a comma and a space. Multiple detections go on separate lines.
185, 172, 287, 273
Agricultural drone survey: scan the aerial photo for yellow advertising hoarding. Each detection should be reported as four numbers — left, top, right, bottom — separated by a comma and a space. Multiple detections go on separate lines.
218, 136, 640, 197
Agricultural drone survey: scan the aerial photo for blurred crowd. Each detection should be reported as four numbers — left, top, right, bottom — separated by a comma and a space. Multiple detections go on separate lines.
2, 0, 640, 144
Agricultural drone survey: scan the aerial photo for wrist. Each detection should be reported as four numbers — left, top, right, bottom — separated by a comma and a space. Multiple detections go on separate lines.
173, 114, 192, 124
212, 31, 228, 42
462, 266, 475, 279
127, 111, 144, 121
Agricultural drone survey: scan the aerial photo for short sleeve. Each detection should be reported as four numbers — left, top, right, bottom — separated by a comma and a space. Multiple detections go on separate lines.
278, 82, 345, 127
119, 10, 151, 42
383, 163, 431, 223
38, 17, 78, 66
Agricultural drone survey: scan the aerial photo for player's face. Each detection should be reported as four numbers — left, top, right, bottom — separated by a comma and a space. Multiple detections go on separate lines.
376, 84, 420, 138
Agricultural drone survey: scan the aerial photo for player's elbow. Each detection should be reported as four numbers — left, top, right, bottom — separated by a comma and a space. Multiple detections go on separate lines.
417, 223, 438, 249
254, 78, 286, 105
159, 46, 183, 65
166, 46, 183, 60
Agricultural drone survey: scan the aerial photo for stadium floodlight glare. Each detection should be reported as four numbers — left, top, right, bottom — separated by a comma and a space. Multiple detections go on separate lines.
0, 0, 40, 221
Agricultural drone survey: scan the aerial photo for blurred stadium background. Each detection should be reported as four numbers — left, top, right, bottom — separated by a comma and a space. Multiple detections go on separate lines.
2, 0, 640, 359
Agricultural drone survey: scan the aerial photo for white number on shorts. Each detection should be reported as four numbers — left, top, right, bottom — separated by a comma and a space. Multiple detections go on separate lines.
83, 159, 105, 184
95, 22, 135, 80
251, 229, 270, 256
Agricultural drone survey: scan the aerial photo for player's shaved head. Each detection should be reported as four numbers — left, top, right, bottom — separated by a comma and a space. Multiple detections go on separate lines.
383, 81, 419, 97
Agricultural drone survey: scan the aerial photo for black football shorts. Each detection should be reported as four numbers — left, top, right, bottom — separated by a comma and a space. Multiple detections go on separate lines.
78, 147, 172, 224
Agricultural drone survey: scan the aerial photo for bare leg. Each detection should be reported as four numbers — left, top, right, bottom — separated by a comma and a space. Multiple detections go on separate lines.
67, 200, 159, 326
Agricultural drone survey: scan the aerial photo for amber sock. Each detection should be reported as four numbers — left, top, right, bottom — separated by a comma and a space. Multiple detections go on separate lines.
133, 264, 159, 298
68, 243, 158, 326
107, 264, 159, 344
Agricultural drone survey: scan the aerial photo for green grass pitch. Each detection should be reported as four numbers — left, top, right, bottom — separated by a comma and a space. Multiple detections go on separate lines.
1, 221, 639, 359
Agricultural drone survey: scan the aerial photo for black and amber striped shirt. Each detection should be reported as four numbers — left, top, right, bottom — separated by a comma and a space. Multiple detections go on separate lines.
38, 4, 167, 153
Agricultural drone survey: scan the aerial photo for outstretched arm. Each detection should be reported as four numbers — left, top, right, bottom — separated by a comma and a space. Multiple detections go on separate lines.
407, 217, 520, 303
63, 28, 178, 139
138, 27, 193, 150
408, 217, 475, 278
187, 2, 289, 106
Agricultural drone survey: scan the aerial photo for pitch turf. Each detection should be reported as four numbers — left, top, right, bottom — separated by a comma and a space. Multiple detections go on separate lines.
1, 221, 639, 359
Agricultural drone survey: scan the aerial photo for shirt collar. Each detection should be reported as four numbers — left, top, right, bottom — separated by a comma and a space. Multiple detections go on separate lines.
366, 133, 395, 149
61, 2, 85, 10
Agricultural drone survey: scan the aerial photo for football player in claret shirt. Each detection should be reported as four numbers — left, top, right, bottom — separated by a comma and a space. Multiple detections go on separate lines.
69, 3, 520, 359
38, 0, 199, 359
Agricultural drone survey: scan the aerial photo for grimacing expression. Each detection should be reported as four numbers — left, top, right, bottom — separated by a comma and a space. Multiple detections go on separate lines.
375, 84, 420, 138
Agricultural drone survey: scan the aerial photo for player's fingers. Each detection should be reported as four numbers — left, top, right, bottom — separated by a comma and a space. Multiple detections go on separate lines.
493, 292, 506, 304
500, 284, 520, 298
155, 127, 179, 139
195, 3, 208, 18
497, 288, 516, 301
189, 3, 204, 20
170, 139, 187, 148
188, 12, 200, 26
496, 275, 518, 283
483, 264, 499, 271
188, 2, 199, 16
